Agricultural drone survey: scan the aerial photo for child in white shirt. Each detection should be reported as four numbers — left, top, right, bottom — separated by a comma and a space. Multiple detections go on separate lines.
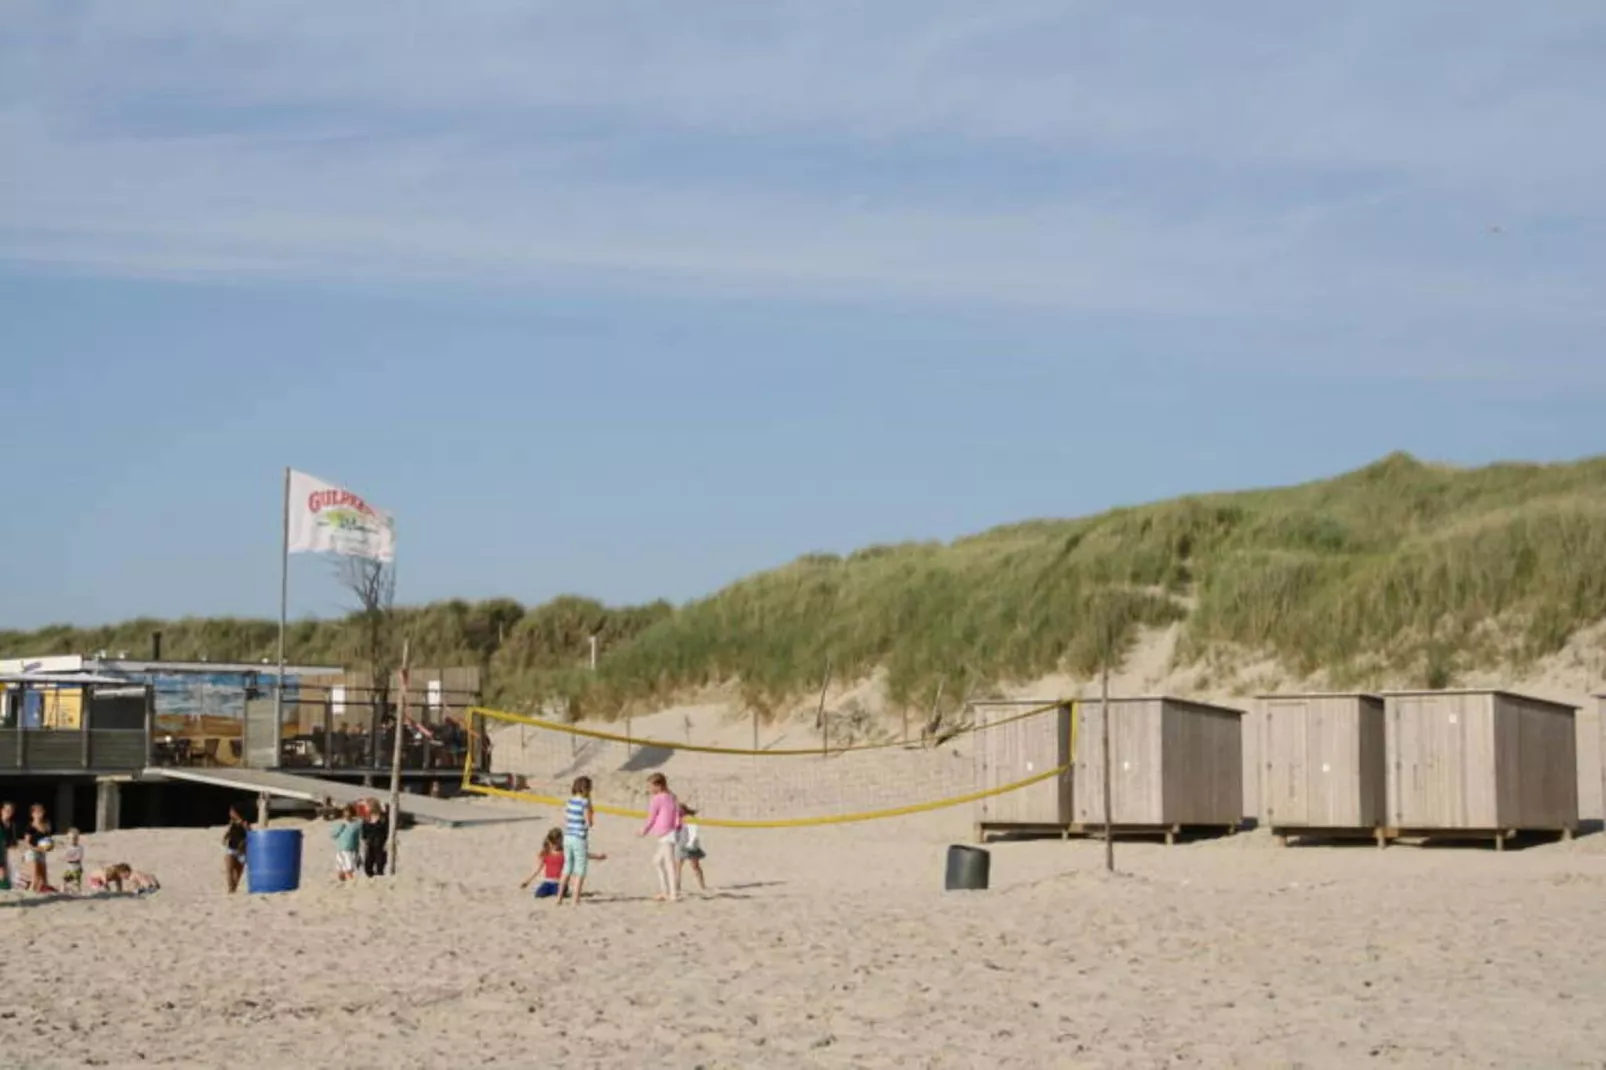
61, 828, 85, 895
675, 803, 707, 893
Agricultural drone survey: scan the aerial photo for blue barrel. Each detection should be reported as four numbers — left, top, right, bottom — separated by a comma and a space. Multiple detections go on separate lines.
246, 828, 303, 894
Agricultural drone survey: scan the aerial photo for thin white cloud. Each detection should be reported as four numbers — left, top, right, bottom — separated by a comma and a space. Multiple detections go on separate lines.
1, 0, 1603, 378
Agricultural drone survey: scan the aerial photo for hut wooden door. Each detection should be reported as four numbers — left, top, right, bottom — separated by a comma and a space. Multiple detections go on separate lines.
1264, 700, 1309, 826
1395, 696, 1464, 828
1309, 700, 1346, 826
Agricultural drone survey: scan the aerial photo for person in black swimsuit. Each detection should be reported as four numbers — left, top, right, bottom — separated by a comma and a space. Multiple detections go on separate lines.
21, 804, 53, 893
223, 806, 250, 893
0, 800, 17, 890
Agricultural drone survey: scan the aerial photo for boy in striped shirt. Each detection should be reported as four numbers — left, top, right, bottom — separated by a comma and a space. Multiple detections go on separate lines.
561, 776, 594, 906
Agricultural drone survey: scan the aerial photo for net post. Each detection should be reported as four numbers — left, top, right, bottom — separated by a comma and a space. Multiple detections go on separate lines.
1101, 666, 1114, 874
461, 706, 477, 793
815, 658, 831, 758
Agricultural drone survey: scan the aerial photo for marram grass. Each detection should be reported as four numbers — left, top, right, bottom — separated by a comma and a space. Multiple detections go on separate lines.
6, 452, 1604, 718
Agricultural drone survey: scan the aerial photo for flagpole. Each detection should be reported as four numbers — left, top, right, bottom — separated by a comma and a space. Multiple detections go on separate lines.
387, 638, 408, 875
275, 466, 290, 764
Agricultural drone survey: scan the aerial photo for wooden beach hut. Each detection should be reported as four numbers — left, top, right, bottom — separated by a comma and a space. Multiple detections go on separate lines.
1258, 693, 1387, 844
972, 700, 1075, 841
1383, 689, 1579, 848
1071, 696, 1244, 843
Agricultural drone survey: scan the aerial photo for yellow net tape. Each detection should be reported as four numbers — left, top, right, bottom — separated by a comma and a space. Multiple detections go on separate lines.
460, 763, 1071, 829
464, 698, 1070, 758
459, 699, 1078, 829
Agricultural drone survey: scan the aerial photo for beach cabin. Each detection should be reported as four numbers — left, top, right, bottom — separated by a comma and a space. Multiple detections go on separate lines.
972, 700, 1075, 840
1382, 689, 1578, 848
1259, 693, 1387, 843
1072, 696, 1243, 842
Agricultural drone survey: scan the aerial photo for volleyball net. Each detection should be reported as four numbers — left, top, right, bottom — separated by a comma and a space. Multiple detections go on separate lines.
460, 700, 1074, 828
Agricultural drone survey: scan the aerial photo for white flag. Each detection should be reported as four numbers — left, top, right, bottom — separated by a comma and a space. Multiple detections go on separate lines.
285, 470, 396, 561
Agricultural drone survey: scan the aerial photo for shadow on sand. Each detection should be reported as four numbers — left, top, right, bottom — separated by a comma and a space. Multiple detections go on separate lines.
0, 890, 153, 910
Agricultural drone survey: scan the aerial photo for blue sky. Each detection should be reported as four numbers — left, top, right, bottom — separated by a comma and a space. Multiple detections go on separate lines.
2, 1, 1604, 628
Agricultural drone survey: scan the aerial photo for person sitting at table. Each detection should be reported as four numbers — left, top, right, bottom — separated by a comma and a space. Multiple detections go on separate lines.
331, 726, 352, 768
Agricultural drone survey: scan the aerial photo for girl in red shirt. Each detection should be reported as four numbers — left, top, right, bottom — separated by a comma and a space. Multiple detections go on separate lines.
522, 827, 606, 900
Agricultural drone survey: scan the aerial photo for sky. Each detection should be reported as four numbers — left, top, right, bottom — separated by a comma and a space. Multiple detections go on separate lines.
2, 1, 1604, 629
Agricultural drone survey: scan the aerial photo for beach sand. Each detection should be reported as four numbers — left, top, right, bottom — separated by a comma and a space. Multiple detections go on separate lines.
5, 804, 1606, 1069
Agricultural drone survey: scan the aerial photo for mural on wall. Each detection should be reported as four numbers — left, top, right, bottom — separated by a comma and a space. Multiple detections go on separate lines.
113, 670, 301, 722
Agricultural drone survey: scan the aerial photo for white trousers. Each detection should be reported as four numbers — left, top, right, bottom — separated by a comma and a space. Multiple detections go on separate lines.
652, 834, 680, 899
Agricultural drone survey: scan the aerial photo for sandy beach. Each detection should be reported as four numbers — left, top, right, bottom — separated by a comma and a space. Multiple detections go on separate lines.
6, 800, 1606, 1069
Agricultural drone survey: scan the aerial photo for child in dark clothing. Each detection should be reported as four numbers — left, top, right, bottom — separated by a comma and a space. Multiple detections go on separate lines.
223, 807, 250, 894
0, 800, 16, 891
361, 802, 389, 877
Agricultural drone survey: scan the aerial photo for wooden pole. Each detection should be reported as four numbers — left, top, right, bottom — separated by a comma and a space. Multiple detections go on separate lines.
274, 466, 290, 771
385, 638, 408, 875
816, 659, 832, 758
1101, 663, 1114, 874
948, 678, 977, 745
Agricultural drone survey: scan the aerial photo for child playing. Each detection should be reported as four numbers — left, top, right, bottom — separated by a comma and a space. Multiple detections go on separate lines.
21, 804, 54, 894
361, 801, 389, 878
639, 773, 682, 903
675, 803, 708, 894
523, 826, 608, 901
223, 806, 250, 894
61, 829, 85, 895
561, 777, 594, 906
88, 863, 160, 895
521, 828, 566, 899
331, 805, 362, 882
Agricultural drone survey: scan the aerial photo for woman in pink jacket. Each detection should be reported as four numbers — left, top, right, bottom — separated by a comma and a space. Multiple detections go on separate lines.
639, 773, 682, 902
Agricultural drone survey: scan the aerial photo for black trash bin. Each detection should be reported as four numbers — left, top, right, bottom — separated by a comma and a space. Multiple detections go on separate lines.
944, 844, 990, 891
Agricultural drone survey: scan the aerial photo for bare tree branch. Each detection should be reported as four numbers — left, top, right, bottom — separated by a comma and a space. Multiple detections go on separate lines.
336, 556, 397, 692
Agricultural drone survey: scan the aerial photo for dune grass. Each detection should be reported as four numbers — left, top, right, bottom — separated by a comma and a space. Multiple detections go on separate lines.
5, 452, 1605, 716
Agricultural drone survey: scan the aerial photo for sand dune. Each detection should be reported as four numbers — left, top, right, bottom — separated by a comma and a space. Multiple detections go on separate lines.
6, 800, 1606, 1068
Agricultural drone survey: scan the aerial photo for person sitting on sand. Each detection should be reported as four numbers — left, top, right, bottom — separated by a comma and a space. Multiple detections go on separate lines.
88, 863, 129, 893
522, 827, 608, 901
88, 863, 160, 895
522, 828, 567, 900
